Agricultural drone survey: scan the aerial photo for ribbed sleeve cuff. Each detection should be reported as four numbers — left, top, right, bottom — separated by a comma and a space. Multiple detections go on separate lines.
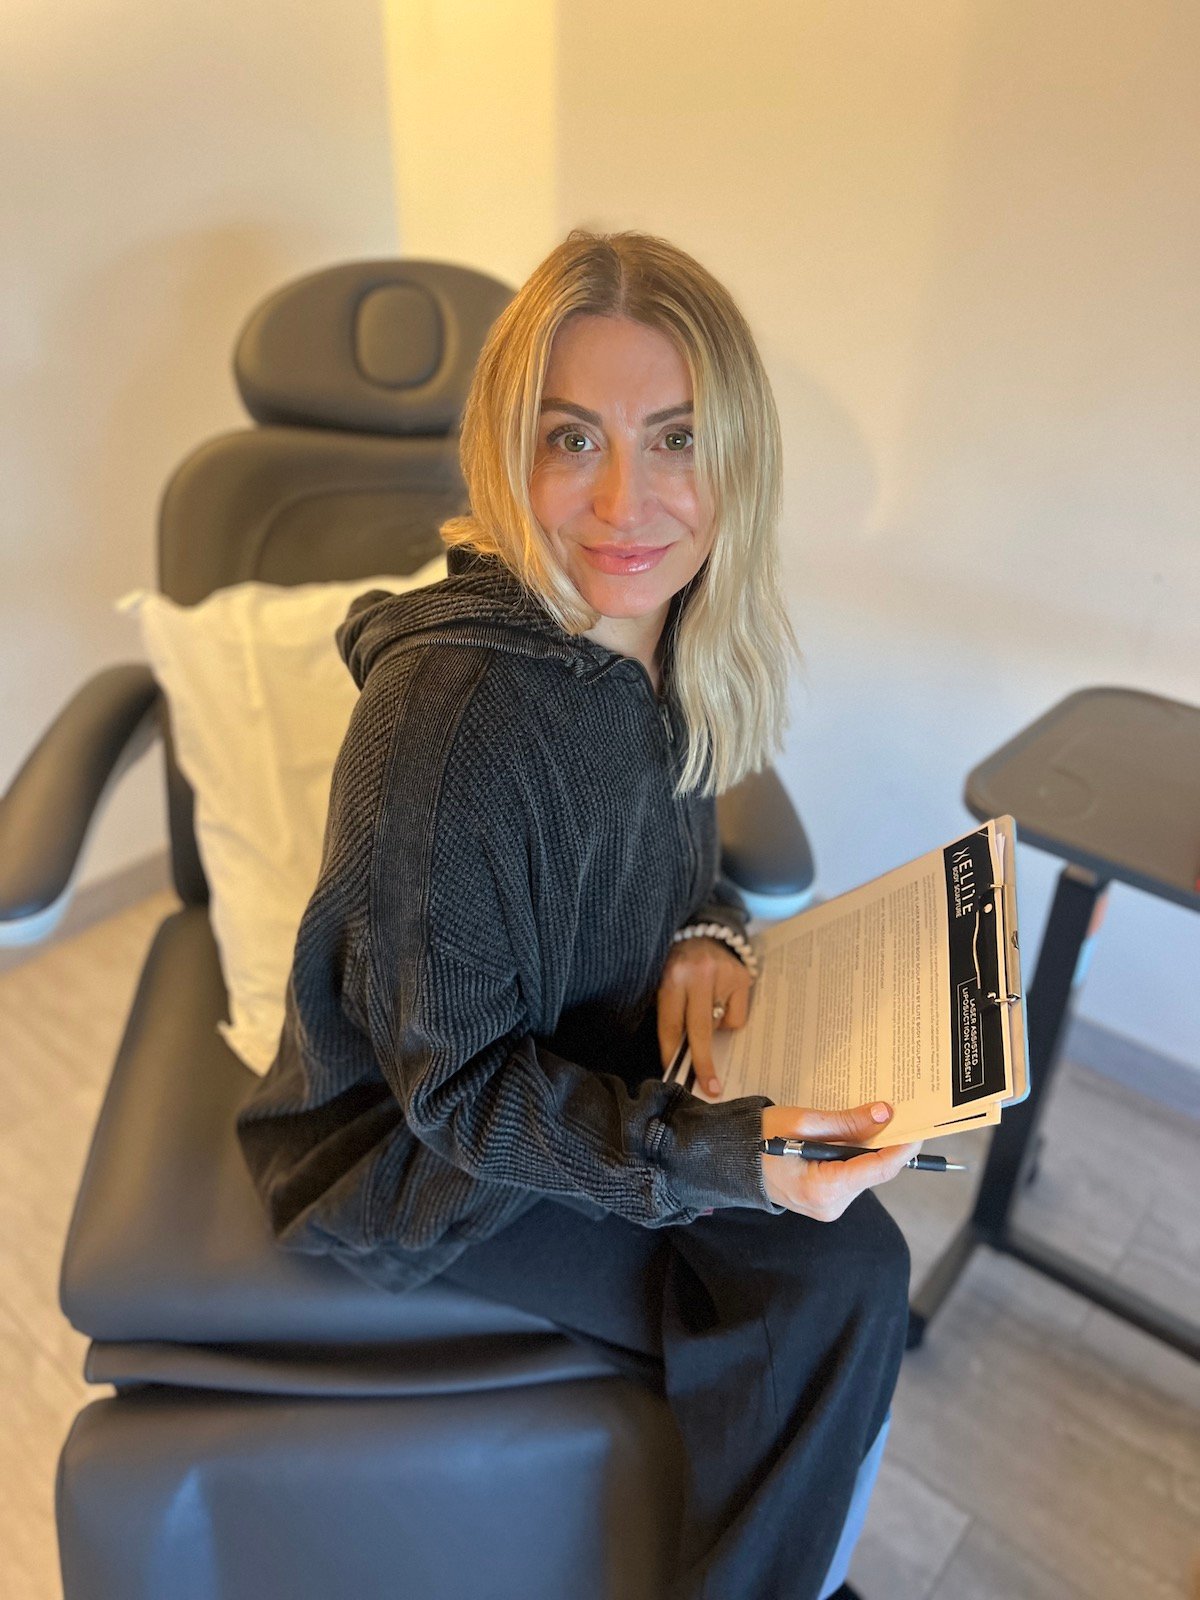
653, 1089, 786, 1216
687, 900, 750, 939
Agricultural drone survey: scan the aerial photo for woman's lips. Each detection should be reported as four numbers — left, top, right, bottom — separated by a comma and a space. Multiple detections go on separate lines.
580, 543, 671, 575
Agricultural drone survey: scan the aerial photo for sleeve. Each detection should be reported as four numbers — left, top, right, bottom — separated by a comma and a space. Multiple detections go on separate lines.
683, 869, 752, 940
678, 791, 753, 940
359, 752, 776, 1228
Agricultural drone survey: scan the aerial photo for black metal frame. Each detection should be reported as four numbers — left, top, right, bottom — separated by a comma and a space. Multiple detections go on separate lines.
907, 861, 1200, 1362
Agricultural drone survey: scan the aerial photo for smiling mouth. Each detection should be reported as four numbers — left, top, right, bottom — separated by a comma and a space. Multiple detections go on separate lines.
585, 544, 669, 556
580, 542, 673, 575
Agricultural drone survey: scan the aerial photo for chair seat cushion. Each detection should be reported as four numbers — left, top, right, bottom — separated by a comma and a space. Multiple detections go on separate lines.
59, 1378, 684, 1600
61, 908, 608, 1377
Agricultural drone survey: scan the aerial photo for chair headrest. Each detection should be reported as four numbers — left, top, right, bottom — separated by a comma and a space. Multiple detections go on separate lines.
232, 257, 515, 437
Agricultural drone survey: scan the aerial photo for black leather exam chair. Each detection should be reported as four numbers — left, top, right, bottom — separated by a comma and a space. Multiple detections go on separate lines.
0, 257, 814, 1600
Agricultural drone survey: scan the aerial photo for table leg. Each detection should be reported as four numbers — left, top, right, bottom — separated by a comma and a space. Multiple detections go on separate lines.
907, 863, 1107, 1346
971, 864, 1108, 1239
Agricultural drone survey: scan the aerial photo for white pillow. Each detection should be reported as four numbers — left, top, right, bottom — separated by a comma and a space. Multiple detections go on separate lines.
115, 555, 449, 1074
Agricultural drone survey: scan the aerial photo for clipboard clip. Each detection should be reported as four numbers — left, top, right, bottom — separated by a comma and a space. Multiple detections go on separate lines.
981, 991, 1021, 1011
972, 882, 1021, 1011
980, 878, 1021, 1010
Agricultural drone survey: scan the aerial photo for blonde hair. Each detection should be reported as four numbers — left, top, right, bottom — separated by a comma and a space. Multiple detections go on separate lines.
439, 227, 801, 797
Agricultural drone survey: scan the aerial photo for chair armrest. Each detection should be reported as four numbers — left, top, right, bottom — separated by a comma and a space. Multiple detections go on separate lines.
717, 767, 815, 897
0, 664, 161, 938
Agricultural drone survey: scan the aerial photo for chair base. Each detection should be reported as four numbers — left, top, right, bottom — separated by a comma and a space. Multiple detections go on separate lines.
58, 1378, 685, 1600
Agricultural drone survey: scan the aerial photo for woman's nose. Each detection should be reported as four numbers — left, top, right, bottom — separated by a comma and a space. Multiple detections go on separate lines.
593, 447, 651, 532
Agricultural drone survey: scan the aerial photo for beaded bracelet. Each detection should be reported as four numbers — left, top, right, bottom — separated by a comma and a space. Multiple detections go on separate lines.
671, 920, 760, 981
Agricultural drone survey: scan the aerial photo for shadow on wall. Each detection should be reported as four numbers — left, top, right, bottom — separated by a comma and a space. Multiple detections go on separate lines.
2, 224, 327, 739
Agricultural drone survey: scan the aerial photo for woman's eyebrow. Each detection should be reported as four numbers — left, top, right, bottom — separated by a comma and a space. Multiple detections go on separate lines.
539, 398, 693, 426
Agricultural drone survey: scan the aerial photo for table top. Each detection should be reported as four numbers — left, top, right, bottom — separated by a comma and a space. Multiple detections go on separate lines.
965, 686, 1200, 913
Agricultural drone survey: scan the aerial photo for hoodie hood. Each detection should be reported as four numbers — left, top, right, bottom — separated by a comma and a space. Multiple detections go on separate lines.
337, 543, 681, 698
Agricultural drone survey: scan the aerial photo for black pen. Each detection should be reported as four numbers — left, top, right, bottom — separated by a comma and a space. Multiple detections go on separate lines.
757, 1138, 966, 1172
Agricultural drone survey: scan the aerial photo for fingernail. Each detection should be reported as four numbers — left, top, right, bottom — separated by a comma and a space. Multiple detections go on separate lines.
708, 1079, 720, 1096
871, 1102, 892, 1122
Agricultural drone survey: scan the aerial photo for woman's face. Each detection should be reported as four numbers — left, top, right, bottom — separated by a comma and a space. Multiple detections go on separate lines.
529, 314, 716, 633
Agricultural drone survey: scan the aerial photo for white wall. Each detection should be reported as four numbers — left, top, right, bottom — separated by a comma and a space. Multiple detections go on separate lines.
7, 0, 1197, 1069
540, 0, 1199, 1065
1, 0, 398, 900
382, 0, 557, 291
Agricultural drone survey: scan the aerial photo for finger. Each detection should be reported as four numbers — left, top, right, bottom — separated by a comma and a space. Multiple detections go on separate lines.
723, 977, 751, 1031
845, 1139, 925, 1195
886, 1140, 925, 1175
657, 981, 687, 1073
686, 985, 720, 1095
770, 1135, 926, 1220
790, 1142, 913, 1216
774, 1101, 896, 1142
838, 1142, 920, 1186
772, 1152, 864, 1220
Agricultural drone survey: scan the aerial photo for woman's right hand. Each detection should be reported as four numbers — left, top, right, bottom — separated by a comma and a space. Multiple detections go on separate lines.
760, 1102, 922, 1221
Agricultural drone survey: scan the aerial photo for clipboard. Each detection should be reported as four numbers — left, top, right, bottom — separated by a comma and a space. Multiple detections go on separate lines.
661, 814, 1031, 1135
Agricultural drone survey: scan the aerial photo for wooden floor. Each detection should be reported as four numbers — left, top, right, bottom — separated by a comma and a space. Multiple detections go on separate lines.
1, 891, 1198, 1599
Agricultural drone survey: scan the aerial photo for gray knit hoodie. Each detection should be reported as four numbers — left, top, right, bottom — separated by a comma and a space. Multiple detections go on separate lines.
236, 544, 778, 1293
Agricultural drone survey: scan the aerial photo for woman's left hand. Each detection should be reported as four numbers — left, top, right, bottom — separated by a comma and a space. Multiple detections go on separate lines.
657, 937, 753, 1098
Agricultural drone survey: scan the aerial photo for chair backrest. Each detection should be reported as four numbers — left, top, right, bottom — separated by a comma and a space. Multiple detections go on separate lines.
156, 258, 515, 905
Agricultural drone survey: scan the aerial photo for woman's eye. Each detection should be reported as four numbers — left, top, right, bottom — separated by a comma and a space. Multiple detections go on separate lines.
662, 428, 694, 452
546, 426, 594, 454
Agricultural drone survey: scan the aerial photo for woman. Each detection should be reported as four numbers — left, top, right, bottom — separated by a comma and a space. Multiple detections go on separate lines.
237, 228, 921, 1600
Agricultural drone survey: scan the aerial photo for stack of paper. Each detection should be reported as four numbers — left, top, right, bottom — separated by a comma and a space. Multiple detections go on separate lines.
664, 817, 1028, 1147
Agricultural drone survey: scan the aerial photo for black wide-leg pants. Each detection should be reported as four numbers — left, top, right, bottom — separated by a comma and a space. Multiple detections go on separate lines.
439, 1186, 911, 1600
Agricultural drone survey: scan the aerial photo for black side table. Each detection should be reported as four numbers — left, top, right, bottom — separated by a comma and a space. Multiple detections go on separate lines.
907, 686, 1200, 1360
